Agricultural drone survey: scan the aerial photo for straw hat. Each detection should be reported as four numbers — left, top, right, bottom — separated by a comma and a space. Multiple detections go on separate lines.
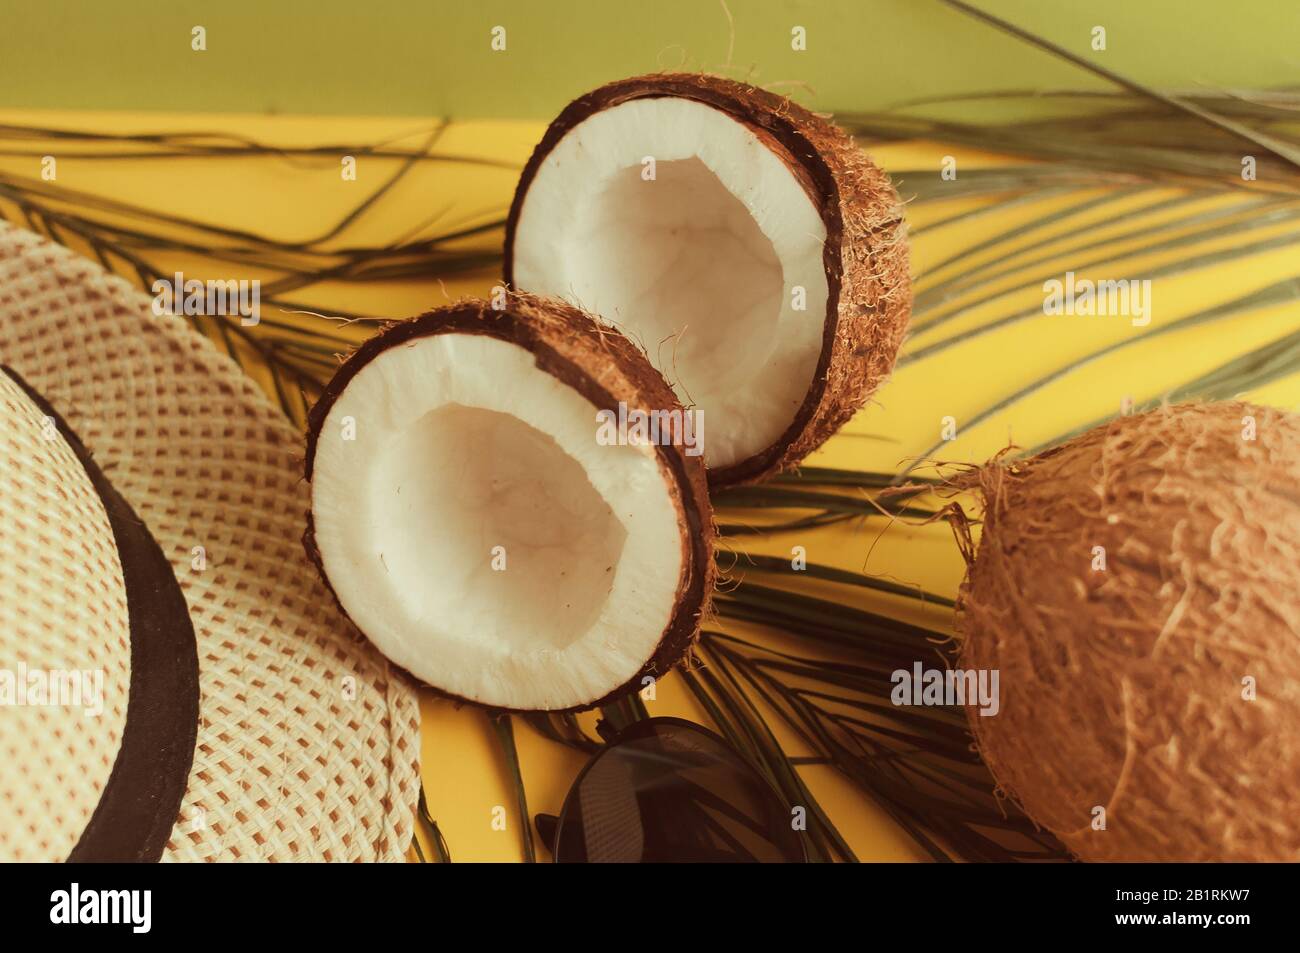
0, 224, 421, 862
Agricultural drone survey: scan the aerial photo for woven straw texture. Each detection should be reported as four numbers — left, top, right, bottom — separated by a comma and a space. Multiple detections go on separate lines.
0, 370, 132, 862
0, 224, 421, 861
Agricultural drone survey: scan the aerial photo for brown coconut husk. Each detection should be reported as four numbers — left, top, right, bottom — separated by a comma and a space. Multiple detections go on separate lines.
303, 293, 716, 712
954, 402, 1300, 861
503, 72, 911, 487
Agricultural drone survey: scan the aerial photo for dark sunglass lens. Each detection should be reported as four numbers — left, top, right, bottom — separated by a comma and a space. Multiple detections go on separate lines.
551, 722, 804, 862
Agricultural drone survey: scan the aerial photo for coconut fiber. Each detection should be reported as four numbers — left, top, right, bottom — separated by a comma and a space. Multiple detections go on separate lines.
957, 401, 1300, 862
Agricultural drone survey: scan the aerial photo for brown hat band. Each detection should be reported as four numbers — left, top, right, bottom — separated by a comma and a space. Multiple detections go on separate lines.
4, 366, 200, 862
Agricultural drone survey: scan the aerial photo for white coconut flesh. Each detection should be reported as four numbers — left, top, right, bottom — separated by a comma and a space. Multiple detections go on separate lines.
310, 332, 685, 710
511, 97, 829, 469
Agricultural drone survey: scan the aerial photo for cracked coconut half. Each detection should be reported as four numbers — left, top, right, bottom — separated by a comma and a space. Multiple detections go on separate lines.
505, 73, 911, 486
304, 296, 714, 712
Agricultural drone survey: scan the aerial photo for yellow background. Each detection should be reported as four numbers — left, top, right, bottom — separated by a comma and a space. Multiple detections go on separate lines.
4, 1, 1298, 119
2, 105, 1296, 861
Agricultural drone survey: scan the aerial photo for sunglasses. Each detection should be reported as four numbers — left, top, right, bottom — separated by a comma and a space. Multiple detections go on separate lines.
534, 716, 808, 863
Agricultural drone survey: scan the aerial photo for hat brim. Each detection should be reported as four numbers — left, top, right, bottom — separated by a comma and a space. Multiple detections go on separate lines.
0, 225, 420, 861
4, 365, 199, 862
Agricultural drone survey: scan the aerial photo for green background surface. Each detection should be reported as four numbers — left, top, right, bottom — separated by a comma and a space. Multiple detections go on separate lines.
2, 0, 1296, 119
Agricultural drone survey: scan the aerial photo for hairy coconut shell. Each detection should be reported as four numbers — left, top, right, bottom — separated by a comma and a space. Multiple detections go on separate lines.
504, 72, 911, 486
957, 402, 1300, 861
303, 294, 716, 712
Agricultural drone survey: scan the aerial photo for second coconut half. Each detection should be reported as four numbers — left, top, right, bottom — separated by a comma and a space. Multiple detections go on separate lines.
506, 73, 911, 485
304, 296, 714, 712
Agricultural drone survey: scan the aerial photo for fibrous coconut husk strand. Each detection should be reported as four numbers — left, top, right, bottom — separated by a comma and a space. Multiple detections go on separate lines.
954, 401, 1300, 861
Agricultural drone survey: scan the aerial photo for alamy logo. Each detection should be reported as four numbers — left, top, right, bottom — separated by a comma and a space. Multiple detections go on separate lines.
0, 663, 103, 717
596, 402, 704, 457
1043, 271, 1152, 327
152, 272, 260, 326
891, 662, 1000, 717
50, 883, 151, 933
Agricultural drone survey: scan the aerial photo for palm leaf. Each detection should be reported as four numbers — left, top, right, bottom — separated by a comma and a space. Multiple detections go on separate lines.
6, 35, 1297, 862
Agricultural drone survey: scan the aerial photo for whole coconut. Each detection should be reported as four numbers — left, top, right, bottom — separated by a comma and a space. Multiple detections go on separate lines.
957, 401, 1300, 862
